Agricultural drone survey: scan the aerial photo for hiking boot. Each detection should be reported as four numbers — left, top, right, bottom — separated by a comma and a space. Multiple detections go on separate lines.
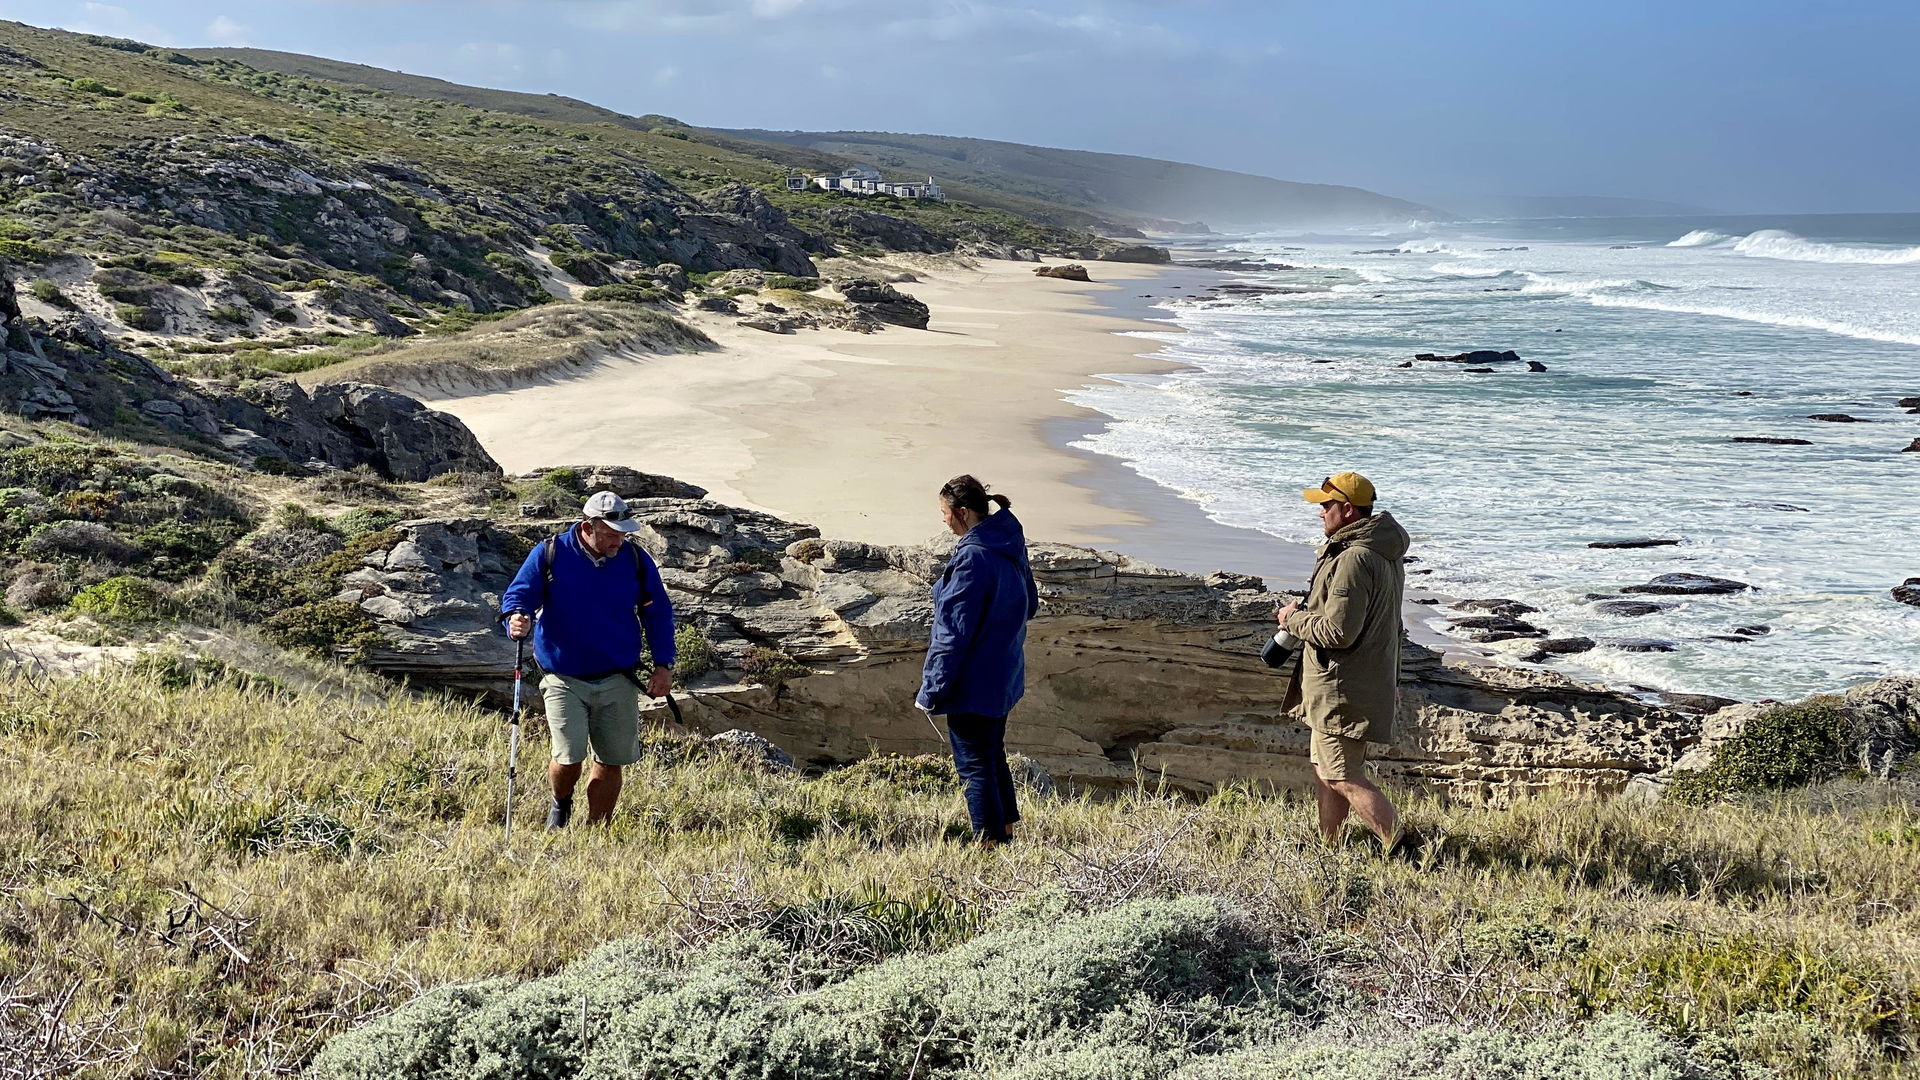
546, 798, 573, 830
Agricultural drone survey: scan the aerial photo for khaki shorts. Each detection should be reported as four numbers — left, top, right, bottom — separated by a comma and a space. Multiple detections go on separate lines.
541, 673, 640, 767
1309, 727, 1368, 783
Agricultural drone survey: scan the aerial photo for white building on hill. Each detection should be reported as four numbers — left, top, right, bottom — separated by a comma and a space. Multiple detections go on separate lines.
786, 166, 943, 200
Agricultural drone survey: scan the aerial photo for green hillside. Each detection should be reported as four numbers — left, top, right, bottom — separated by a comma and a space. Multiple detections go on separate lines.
0, 21, 1112, 371
721, 127, 1444, 229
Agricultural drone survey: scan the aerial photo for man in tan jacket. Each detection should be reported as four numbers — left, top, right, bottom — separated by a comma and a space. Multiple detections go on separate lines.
1276, 471, 1407, 848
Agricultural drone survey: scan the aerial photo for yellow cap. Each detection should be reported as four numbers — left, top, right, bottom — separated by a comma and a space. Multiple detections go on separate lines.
1302, 471, 1376, 507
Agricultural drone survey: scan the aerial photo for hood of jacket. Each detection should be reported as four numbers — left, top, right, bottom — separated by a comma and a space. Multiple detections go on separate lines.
958, 507, 1028, 562
1327, 511, 1409, 563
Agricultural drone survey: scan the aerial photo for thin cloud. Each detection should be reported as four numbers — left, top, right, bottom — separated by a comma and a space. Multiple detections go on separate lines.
205, 15, 252, 46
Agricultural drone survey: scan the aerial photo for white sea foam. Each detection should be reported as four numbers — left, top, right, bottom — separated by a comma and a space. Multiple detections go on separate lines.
1668, 229, 1733, 247
1730, 229, 1920, 265
1062, 224, 1920, 699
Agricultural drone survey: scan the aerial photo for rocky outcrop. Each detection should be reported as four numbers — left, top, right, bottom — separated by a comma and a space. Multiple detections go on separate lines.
2, 267, 493, 479
1732, 436, 1813, 446
1807, 414, 1867, 423
327, 477, 1723, 803
205, 380, 499, 480
1893, 579, 1920, 608
834, 279, 930, 329
1100, 245, 1172, 263
688, 183, 821, 278
1034, 264, 1092, 282
819, 208, 948, 254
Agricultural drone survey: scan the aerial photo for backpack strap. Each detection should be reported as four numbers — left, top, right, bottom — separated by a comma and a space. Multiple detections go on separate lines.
541, 529, 652, 608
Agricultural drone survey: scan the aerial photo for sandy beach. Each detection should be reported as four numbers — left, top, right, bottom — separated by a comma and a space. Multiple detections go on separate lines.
429, 258, 1296, 563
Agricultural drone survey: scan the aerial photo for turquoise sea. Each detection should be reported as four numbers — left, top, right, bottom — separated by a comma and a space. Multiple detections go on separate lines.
1070, 213, 1920, 700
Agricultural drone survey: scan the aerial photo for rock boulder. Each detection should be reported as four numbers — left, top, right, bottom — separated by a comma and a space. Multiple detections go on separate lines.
1034, 264, 1092, 282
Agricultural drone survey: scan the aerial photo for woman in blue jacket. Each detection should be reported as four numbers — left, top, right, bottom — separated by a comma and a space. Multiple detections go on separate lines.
917, 475, 1040, 847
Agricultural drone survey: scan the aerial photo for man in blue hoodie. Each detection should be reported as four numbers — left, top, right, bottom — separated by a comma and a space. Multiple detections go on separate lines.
502, 490, 675, 828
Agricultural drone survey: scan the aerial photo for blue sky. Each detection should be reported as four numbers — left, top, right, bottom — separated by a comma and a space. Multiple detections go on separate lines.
14, 1, 1918, 214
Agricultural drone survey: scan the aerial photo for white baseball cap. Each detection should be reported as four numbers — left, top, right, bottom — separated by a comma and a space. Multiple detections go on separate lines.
582, 490, 643, 532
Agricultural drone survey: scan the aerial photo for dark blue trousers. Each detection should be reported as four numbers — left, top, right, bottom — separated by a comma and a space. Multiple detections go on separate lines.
946, 713, 1020, 843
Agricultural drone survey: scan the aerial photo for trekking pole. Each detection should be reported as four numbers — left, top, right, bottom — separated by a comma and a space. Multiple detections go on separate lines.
504, 636, 525, 842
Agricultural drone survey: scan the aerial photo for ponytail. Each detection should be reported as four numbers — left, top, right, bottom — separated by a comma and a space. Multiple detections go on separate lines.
938, 474, 1010, 517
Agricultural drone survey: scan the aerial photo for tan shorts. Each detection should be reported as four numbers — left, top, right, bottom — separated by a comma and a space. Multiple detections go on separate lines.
540, 673, 640, 766
1309, 728, 1368, 783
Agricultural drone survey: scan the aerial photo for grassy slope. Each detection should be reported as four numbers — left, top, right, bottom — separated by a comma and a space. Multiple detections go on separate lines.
1, 656, 1916, 1077
718, 128, 1445, 228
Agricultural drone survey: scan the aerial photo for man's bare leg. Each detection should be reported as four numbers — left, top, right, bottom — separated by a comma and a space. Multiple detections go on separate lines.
550, 760, 582, 802
1314, 773, 1351, 844
584, 762, 623, 824
1328, 776, 1399, 848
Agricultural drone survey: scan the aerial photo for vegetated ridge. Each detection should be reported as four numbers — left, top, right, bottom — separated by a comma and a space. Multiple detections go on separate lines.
718, 127, 1445, 230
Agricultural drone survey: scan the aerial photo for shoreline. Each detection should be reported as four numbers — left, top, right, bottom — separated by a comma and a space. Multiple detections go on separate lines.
430, 257, 1281, 555
428, 253, 1468, 653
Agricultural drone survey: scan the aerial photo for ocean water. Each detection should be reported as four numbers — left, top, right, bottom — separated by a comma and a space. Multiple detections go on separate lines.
1069, 213, 1920, 700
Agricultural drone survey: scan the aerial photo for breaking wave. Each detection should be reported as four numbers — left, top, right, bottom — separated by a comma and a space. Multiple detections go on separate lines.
1667, 229, 1733, 247
1730, 229, 1920, 265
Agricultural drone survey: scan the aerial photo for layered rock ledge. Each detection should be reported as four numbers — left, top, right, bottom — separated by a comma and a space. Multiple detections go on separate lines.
333, 473, 1725, 804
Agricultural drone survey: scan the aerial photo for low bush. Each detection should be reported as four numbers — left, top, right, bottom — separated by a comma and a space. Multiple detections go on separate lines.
0, 238, 56, 263
28, 279, 75, 308
740, 646, 810, 687
21, 520, 141, 566
672, 625, 718, 680
262, 597, 388, 663
4, 563, 69, 611
580, 283, 667, 304
333, 507, 403, 539
764, 274, 824, 292
1668, 701, 1857, 804
69, 575, 168, 622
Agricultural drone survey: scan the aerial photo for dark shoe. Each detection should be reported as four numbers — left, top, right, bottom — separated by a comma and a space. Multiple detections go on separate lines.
546, 798, 573, 830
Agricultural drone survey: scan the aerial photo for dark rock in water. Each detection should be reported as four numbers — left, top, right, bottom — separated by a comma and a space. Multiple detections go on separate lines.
837, 278, 931, 328
1893, 579, 1920, 608
1034, 264, 1092, 282
1808, 413, 1868, 422
1708, 635, 1757, 643
1585, 593, 1624, 601
1595, 600, 1672, 617
1746, 502, 1811, 512
1180, 258, 1297, 271
1733, 391, 1755, 397
1898, 396, 1920, 409
1537, 637, 1597, 655
1395, 361, 1413, 368
1409, 568, 1434, 575
1610, 638, 1679, 653
1462, 367, 1496, 373
1453, 598, 1540, 617
1622, 573, 1752, 596
1732, 624, 1772, 636
1902, 439, 1920, 453
1589, 538, 1681, 549
1414, 349, 1523, 365
1307, 359, 1335, 365
1526, 361, 1548, 372
1732, 437, 1813, 445
1411, 597, 1439, 605
1656, 691, 1740, 713
1449, 614, 1545, 638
